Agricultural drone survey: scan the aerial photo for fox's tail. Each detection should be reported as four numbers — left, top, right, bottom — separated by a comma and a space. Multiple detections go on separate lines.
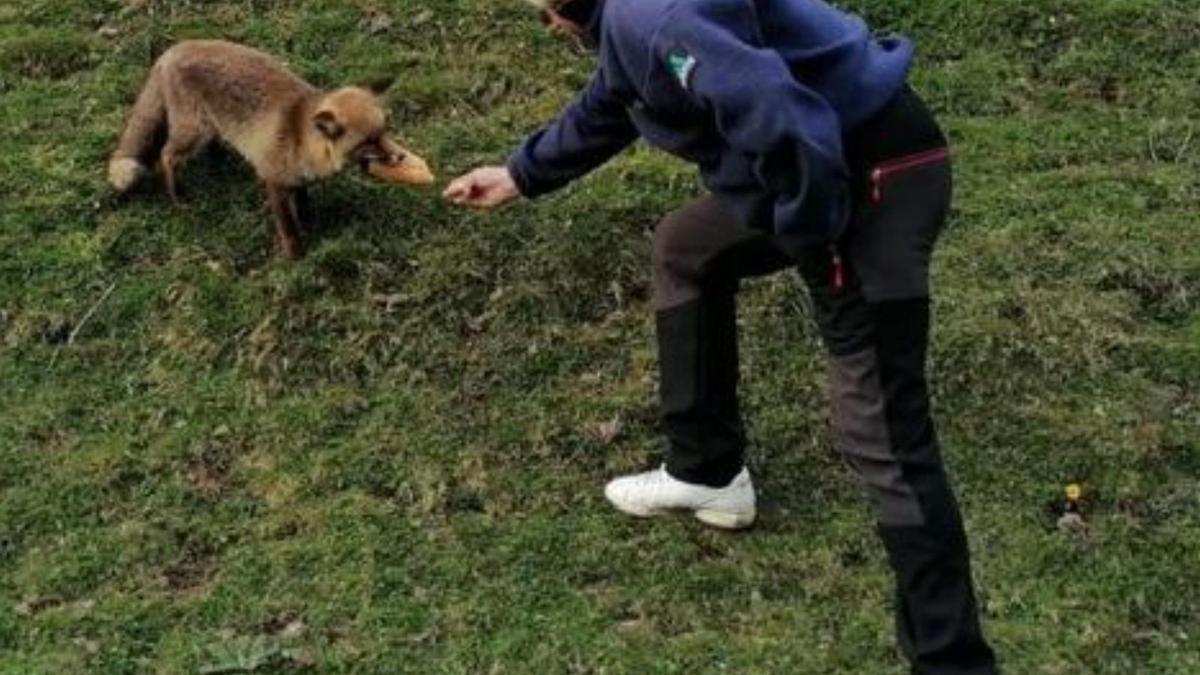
108, 65, 167, 192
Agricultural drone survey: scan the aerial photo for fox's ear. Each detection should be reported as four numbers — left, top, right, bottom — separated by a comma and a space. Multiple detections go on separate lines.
314, 110, 345, 141
363, 76, 395, 96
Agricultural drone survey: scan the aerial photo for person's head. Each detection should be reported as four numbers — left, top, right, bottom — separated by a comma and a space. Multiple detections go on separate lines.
525, 0, 596, 47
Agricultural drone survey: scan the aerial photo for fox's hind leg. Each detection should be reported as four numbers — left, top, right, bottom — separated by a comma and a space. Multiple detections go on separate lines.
160, 122, 211, 206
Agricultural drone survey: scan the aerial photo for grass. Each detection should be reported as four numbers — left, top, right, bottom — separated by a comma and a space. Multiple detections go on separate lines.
1, 0, 1198, 672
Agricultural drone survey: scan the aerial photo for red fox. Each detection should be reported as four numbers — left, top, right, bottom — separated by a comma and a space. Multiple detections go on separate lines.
108, 40, 435, 259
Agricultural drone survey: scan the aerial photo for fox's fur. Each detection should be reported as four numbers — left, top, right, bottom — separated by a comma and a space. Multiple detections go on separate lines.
109, 40, 430, 258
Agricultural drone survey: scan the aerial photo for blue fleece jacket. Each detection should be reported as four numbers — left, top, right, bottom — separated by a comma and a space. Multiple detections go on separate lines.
507, 0, 914, 241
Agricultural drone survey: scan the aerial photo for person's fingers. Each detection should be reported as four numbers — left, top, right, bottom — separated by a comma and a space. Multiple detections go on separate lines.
442, 176, 473, 201
453, 188, 495, 210
477, 190, 514, 209
447, 186, 481, 205
442, 167, 515, 209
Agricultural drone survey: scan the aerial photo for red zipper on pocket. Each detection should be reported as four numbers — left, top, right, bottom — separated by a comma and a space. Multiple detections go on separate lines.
830, 245, 845, 292
869, 146, 950, 206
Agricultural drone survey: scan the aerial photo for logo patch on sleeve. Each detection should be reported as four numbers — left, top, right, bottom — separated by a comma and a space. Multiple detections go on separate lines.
667, 51, 698, 90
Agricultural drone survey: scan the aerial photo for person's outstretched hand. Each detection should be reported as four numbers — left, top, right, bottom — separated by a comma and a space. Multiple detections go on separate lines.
443, 166, 521, 209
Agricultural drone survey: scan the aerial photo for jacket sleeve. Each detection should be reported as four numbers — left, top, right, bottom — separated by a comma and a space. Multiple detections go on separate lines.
662, 2, 850, 237
507, 68, 640, 199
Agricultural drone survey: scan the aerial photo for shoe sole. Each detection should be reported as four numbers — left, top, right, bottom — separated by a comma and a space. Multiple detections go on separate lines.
607, 499, 756, 531
695, 508, 756, 530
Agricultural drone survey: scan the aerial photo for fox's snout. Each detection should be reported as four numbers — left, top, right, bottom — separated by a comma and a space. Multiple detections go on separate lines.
363, 143, 436, 187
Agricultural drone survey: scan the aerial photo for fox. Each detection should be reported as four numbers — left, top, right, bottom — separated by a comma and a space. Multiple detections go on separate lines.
108, 39, 435, 259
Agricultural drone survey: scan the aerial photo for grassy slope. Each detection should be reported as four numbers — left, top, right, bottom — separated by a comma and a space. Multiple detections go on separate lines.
0, 0, 1197, 672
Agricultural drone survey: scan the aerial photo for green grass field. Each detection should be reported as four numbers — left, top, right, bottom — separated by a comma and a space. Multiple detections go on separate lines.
1, 0, 1198, 672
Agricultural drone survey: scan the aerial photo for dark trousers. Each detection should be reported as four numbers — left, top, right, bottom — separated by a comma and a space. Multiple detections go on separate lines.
651, 88, 997, 674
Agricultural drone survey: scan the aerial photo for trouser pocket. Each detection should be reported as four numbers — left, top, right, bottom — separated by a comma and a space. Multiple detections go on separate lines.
846, 147, 953, 303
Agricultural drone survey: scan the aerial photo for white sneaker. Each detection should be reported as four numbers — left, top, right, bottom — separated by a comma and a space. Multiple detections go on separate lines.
604, 466, 756, 530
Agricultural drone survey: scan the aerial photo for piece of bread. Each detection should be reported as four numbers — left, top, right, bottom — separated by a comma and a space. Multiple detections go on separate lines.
366, 153, 435, 186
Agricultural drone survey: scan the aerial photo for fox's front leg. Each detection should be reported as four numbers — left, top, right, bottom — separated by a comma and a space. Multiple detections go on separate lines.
265, 183, 304, 259
161, 150, 181, 206
288, 186, 315, 233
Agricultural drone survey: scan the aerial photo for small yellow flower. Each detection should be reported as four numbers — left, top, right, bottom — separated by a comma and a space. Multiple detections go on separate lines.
1066, 484, 1083, 501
